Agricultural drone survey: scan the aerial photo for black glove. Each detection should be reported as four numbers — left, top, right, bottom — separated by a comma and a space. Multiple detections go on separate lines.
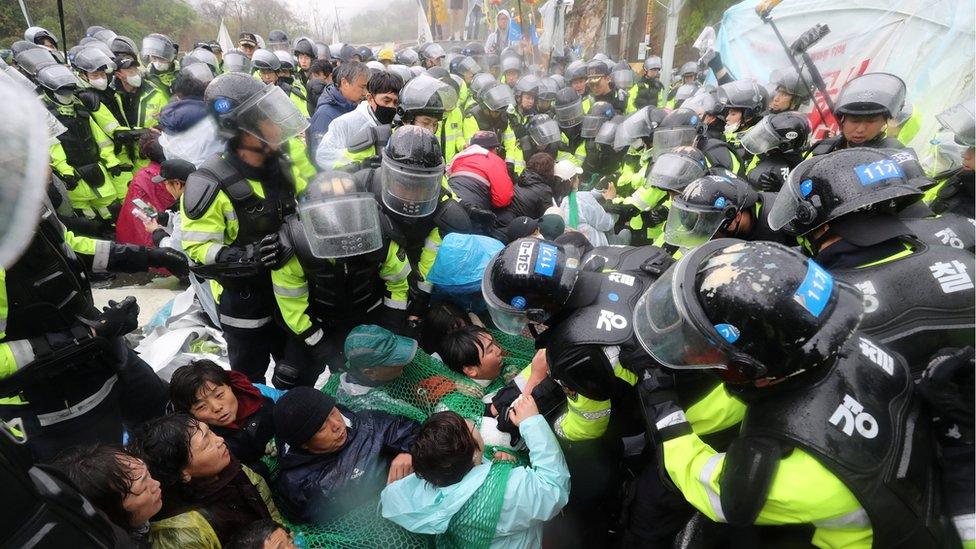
77, 296, 140, 339
917, 347, 975, 446
155, 211, 170, 227
116, 129, 147, 143
258, 231, 293, 269
147, 247, 189, 276
61, 173, 80, 190
466, 204, 498, 227
757, 170, 783, 192
645, 204, 670, 227
107, 165, 127, 177
637, 368, 690, 445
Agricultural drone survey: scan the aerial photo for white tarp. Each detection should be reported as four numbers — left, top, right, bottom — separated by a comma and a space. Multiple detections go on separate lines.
715, 0, 975, 159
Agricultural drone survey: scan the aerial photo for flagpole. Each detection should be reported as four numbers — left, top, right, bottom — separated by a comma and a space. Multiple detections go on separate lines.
515, 0, 530, 63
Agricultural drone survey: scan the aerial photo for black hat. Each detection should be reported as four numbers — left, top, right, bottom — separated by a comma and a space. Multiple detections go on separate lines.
151, 159, 196, 183
585, 60, 610, 79
273, 387, 337, 448
502, 216, 538, 242
238, 32, 257, 46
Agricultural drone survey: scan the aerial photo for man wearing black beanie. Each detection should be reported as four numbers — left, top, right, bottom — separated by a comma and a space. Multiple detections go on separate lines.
272, 387, 420, 523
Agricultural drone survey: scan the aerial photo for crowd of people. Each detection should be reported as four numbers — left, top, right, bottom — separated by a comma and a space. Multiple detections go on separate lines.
0, 14, 973, 549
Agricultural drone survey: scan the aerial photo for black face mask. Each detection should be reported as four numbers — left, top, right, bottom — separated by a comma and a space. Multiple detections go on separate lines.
374, 105, 397, 125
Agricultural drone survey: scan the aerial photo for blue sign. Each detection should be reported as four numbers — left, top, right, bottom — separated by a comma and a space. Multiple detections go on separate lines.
854, 159, 904, 186
715, 323, 740, 343
534, 243, 558, 277
793, 259, 833, 317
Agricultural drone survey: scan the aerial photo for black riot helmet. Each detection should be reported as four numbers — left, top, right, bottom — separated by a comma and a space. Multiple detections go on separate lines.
647, 149, 707, 193
580, 100, 615, 139
483, 53, 500, 72
614, 106, 667, 151
187, 47, 220, 74
679, 61, 698, 77
527, 114, 562, 149
111, 36, 139, 64
397, 74, 459, 122
355, 46, 373, 62
643, 55, 662, 73
772, 67, 811, 110
72, 46, 117, 75
565, 60, 587, 83
314, 42, 331, 61
461, 42, 485, 58
482, 238, 582, 335
15, 47, 60, 77
585, 115, 628, 174
450, 55, 480, 79
380, 125, 445, 217
515, 74, 541, 99
296, 171, 383, 259
834, 72, 906, 118
554, 87, 583, 129
25, 26, 58, 48
536, 76, 560, 103
716, 79, 769, 124
204, 72, 308, 145
36, 63, 78, 94
664, 175, 759, 249
267, 30, 289, 50
740, 111, 811, 155
251, 49, 281, 72
338, 44, 358, 63
141, 33, 177, 63
767, 148, 925, 235
292, 37, 315, 59
395, 47, 419, 66
480, 82, 516, 112
611, 61, 635, 90
469, 73, 497, 99
633, 239, 864, 386
274, 51, 297, 72
418, 42, 446, 67
652, 108, 705, 159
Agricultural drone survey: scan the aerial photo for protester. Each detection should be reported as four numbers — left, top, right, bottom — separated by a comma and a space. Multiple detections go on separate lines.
309, 61, 370, 152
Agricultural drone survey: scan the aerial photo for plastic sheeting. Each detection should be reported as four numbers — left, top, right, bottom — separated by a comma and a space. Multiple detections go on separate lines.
715, 0, 974, 163
427, 233, 505, 293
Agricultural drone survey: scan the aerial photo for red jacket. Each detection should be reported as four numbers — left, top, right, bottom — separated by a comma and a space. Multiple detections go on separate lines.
446, 145, 514, 209
115, 162, 177, 247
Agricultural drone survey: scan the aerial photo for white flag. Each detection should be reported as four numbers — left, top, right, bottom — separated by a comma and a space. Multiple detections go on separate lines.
417, 0, 434, 45
217, 19, 234, 54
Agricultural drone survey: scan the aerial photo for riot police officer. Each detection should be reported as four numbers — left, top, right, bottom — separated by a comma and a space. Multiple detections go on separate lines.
652, 107, 742, 174
354, 126, 471, 331
140, 33, 178, 93
463, 81, 523, 172
767, 67, 811, 113
927, 100, 975, 218
808, 72, 907, 155
584, 60, 629, 114
768, 148, 975, 369
715, 79, 769, 162
740, 110, 811, 191
270, 171, 412, 388
635, 55, 665, 109
181, 73, 310, 383
633, 238, 951, 548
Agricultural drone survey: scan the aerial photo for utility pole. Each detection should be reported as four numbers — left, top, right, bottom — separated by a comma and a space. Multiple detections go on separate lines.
659, 0, 684, 92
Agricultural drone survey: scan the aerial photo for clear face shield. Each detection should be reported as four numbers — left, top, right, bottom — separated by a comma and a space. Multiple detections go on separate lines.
529, 118, 561, 147
612, 68, 635, 90
632, 261, 730, 371
766, 160, 817, 232
648, 153, 706, 192
581, 114, 608, 138
299, 194, 382, 259
651, 127, 697, 159
482, 84, 515, 112
457, 57, 480, 77
180, 63, 214, 86
141, 36, 175, 62
740, 116, 784, 155
401, 75, 459, 113
223, 52, 252, 74
937, 101, 976, 147
380, 159, 444, 217
663, 199, 729, 249
233, 85, 310, 147
613, 108, 653, 151
480, 253, 556, 336
555, 99, 584, 128
0, 83, 51, 268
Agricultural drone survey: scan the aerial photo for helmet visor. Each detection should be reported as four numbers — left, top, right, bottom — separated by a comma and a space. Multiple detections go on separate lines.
652, 127, 697, 159
299, 194, 383, 259
632, 264, 729, 370
581, 114, 607, 138
680, 92, 717, 117
740, 116, 782, 155
648, 154, 706, 191
674, 84, 698, 102
180, 63, 214, 85
555, 99, 584, 128
38, 64, 80, 91
936, 101, 976, 147
456, 56, 480, 76
481, 254, 532, 336
614, 108, 652, 151
482, 84, 515, 112
380, 159, 443, 217
401, 74, 459, 114
663, 201, 728, 249
0, 84, 50, 268
529, 118, 561, 147
594, 119, 619, 146
141, 36, 175, 61
223, 52, 252, 74
234, 85, 309, 146
766, 165, 812, 232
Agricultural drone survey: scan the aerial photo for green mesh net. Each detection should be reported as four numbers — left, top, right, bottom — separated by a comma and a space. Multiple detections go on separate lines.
437, 461, 514, 549
262, 334, 536, 549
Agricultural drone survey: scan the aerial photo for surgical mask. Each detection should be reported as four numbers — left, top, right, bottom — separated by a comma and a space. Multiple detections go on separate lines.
725, 122, 740, 134
151, 60, 171, 72
374, 105, 397, 125
89, 77, 108, 90
125, 74, 142, 88
54, 92, 74, 105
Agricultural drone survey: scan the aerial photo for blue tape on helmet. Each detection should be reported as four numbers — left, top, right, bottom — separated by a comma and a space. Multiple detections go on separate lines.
853, 159, 904, 186
510, 296, 527, 309
714, 197, 727, 208
214, 97, 232, 114
799, 178, 814, 197
715, 323, 740, 343
793, 259, 833, 317
534, 243, 558, 277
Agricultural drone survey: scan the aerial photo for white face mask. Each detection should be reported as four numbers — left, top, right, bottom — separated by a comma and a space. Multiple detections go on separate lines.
89, 77, 108, 90
125, 74, 142, 88
151, 60, 171, 72
54, 92, 74, 105
724, 122, 740, 134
